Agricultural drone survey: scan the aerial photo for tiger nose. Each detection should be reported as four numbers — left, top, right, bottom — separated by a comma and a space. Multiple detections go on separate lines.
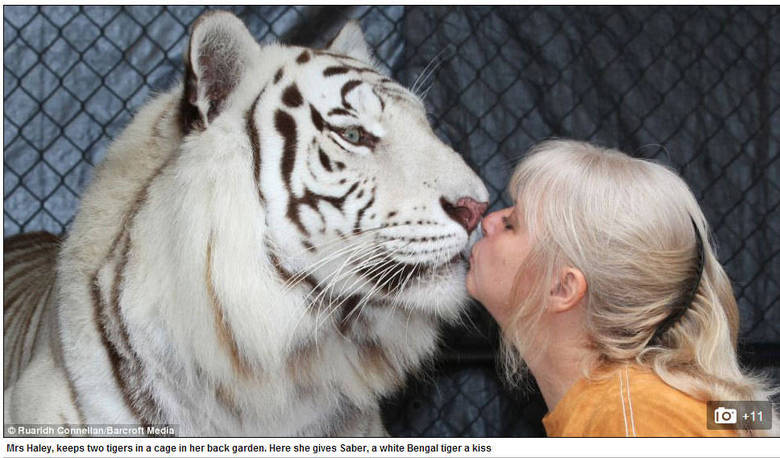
440, 197, 488, 234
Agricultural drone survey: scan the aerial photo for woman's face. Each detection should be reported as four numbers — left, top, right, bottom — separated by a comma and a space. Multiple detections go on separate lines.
466, 205, 533, 328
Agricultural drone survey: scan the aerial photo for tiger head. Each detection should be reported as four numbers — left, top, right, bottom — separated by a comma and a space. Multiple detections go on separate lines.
181, 12, 488, 322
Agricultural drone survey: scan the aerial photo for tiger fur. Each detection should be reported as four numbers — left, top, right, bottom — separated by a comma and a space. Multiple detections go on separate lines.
3, 11, 488, 436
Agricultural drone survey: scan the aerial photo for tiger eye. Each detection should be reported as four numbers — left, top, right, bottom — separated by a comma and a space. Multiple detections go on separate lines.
342, 126, 361, 143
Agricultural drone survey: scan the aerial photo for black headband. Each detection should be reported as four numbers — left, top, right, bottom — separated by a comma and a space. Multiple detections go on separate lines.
650, 216, 705, 344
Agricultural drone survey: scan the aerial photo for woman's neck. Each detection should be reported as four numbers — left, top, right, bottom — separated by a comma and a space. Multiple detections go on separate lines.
527, 335, 595, 412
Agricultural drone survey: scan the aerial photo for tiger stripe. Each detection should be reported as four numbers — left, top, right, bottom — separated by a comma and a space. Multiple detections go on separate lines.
318, 147, 333, 172
95, 232, 157, 428
353, 185, 376, 234
3, 232, 60, 387
286, 339, 318, 388
206, 235, 252, 378
337, 296, 365, 334
322, 64, 380, 78
327, 107, 352, 117
215, 383, 242, 417
96, 235, 150, 422
89, 150, 179, 428
290, 185, 360, 238
266, 243, 317, 291
282, 84, 303, 108
5, 288, 42, 385
357, 340, 402, 386
275, 103, 365, 241
265, 237, 373, 335
89, 270, 141, 422
245, 88, 266, 204
320, 394, 361, 436
276, 109, 297, 196
309, 105, 325, 131
322, 66, 349, 77
49, 292, 88, 425
4, 265, 44, 328
340, 80, 361, 109
372, 87, 386, 111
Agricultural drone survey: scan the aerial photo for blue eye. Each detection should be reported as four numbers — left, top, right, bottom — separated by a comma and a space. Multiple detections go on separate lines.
341, 126, 362, 144
334, 125, 379, 149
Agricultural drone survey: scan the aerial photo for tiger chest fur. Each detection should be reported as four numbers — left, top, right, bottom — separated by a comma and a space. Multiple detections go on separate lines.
4, 11, 488, 436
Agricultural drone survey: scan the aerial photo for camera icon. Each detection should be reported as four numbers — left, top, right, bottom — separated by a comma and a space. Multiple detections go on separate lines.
713, 406, 737, 424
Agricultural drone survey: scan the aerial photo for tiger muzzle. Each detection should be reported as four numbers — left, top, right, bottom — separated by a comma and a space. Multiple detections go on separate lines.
440, 196, 488, 234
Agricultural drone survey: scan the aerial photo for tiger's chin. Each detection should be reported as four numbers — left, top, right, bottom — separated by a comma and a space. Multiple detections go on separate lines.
386, 256, 471, 321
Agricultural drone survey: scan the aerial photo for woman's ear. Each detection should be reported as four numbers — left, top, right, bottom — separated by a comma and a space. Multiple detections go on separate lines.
549, 267, 587, 313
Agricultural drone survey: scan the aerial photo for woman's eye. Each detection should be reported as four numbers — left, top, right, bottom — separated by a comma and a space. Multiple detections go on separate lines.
502, 216, 513, 230
341, 126, 362, 144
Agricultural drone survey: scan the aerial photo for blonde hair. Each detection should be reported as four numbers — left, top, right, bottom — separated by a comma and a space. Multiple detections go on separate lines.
501, 139, 777, 436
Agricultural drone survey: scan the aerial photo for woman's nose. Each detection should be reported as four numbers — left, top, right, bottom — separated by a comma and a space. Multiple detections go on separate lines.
481, 210, 502, 237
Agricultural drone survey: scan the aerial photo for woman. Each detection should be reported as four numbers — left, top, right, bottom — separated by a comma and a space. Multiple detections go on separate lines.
467, 139, 777, 437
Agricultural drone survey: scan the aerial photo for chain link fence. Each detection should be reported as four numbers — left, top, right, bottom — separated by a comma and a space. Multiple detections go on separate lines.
4, 6, 778, 436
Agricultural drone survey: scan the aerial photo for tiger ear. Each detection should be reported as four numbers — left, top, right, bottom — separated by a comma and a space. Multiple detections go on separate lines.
182, 11, 258, 133
326, 20, 374, 64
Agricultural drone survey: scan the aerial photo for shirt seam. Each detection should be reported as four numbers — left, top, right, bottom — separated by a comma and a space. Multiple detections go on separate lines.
618, 371, 629, 437
625, 366, 637, 437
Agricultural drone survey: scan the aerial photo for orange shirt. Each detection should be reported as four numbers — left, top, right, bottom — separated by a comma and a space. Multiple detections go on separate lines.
542, 365, 737, 437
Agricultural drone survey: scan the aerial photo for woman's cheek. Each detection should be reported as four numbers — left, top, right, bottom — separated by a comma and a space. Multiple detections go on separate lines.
465, 270, 474, 297
466, 249, 482, 298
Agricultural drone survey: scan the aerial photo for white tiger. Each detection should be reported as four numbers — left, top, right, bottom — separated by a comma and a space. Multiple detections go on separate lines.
4, 11, 488, 436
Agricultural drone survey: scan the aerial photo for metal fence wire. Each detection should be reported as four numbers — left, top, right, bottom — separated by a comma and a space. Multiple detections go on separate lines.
3, 5, 779, 436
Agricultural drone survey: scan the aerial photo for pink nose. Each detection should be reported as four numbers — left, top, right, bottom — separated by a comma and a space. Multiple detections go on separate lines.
440, 197, 488, 234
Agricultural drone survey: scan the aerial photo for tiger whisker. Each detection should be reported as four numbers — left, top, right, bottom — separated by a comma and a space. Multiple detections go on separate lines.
401, 275, 421, 346
310, 251, 383, 330
411, 46, 449, 97
279, 226, 415, 291
420, 83, 434, 102
285, 225, 391, 259
346, 255, 412, 327
312, 257, 395, 341
313, 245, 397, 319
302, 241, 389, 307
282, 239, 374, 292
306, 242, 394, 334
393, 262, 423, 346
285, 233, 398, 293
285, 242, 385, 348
348, 240, 416, 302
345, 242, 430, 329
314, 239, 414, 329
279, 231, 388, 291
339, 250, 406, 321
318, 254, 401, 333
